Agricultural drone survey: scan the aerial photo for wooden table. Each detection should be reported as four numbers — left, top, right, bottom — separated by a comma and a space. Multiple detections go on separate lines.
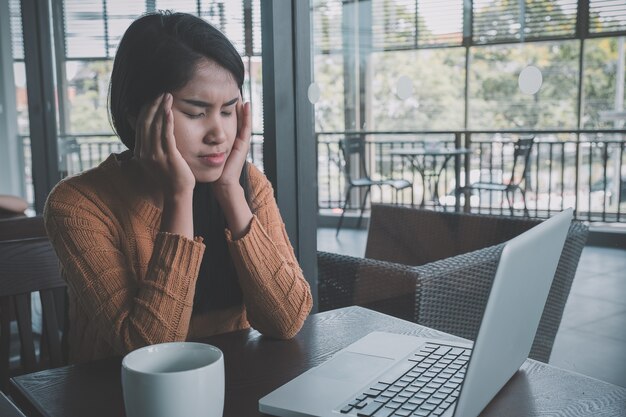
9, 307, 626, 417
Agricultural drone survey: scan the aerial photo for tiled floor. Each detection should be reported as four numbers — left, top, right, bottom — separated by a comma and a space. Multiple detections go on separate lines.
317, 227, 626, 388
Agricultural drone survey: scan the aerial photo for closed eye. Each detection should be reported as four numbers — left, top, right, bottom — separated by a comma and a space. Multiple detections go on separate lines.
183, 112, 205, 119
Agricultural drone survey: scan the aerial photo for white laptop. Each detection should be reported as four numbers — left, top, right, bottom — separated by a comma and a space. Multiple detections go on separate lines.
259, 208, 573, 417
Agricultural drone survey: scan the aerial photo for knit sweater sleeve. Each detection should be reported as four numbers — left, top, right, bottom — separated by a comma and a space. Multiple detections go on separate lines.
225, 164, 313, 339
44, 180, 205, 354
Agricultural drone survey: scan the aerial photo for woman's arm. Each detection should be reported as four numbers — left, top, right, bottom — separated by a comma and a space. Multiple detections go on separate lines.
212, 99, 253, 239
211, 99, 311, 338
44, 181, 204, 354
225, 165, 313, 339
134, 93, 195, 240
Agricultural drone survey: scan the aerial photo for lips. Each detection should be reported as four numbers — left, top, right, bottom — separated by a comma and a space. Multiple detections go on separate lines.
199, 152, 226, 166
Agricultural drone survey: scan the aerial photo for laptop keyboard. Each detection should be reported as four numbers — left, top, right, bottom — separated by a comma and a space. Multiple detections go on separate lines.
338, 343, 470, 417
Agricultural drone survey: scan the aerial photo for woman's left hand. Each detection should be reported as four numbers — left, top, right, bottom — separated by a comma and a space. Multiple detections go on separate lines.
214, 97, 251, 190
212, 97, 253, 238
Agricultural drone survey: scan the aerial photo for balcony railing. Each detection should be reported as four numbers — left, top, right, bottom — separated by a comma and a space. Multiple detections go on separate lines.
317, 130, 626, 224
19, 130, 626, 224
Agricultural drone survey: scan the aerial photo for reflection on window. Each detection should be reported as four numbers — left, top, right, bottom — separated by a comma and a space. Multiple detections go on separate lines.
57, 0, 263, 176
469, 41, 579, 129
370, 48, 465, 131
583, 37, 626, 129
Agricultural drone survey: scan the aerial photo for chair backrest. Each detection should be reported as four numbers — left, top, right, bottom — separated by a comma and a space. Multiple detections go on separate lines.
339, 135, 370, 183
365, 204, 589, 362
507, 136, 535, 187
317, 251, 420, 323
0, 216, 47, 242
0, 237, 67, 392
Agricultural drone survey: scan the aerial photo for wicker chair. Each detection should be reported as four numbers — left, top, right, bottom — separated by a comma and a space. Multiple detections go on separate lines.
318, 204, 588, 363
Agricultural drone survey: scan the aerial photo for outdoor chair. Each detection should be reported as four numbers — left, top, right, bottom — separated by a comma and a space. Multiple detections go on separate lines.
336, 135, 412, 235
319, 204, 588, 363
463, 136, 535, 216
0, 236, 67, 392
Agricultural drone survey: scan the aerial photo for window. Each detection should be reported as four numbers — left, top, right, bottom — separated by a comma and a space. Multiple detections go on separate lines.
473, 0, 577, 44
469, 40, 580, 129
589, 0, 626, 34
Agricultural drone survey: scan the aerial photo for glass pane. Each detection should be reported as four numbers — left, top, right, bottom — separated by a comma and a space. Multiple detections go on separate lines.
63, 0, 107, 58
582, 37, 626, 129
473, 0, 577, 44
14, 62, 29, 136
417, 0, 463, 46
106, 0, 146, 57
9, 0, 23, 60
7, 1, 33, 209
55, 0, 263, 176
65, 60, 113, 134
156, 0, 198, 14
468, 40, 580, 129
590, 0, 626, 34
370, 48, 465, 131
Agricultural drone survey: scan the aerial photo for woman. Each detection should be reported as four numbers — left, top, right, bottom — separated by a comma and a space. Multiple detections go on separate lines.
44, 11, 312, 363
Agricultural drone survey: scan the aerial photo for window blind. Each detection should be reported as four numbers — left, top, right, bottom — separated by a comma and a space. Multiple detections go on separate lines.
9, 0, 24, 60
252, 0, 262, 55
589, 0, 626, 34
312, 0, 343, 54
62, 0, 260, 60
372, 0, 463, 50
417, 0, 463, 46
372, 0, 417, 50
473, 0, 578, 44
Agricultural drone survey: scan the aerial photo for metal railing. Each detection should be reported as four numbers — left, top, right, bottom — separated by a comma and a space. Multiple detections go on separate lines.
318, 130, 626, 224
20, 130, 626, 224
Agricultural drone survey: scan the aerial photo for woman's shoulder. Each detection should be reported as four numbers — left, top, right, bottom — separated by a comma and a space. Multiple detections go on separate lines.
50, 153, 121, 195
46, 152, 131, 216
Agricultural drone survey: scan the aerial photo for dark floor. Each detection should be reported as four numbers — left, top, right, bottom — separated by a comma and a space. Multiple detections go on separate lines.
317, 227, 626, 388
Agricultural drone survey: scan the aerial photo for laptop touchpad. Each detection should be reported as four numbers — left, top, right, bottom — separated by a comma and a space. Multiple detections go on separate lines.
311, 351, 393, 383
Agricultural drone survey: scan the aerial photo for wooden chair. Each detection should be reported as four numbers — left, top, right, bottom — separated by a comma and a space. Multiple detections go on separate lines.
0, 216, 47, 242
0, 236, 67, 392
319, 204, 588, 363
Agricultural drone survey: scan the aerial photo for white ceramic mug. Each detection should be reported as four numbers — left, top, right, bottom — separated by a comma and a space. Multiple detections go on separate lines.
121, 342, 224, 417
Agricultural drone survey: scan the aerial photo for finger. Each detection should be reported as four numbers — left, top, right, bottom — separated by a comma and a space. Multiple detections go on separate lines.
143, 94, 166, 156
150, 94, 167, 156
237, 102, 252, 144
236, 95, 243, 136
162, 94, 176, 154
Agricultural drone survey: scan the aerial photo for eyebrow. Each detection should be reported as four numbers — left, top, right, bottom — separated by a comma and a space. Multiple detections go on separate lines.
180, 97, 239, 108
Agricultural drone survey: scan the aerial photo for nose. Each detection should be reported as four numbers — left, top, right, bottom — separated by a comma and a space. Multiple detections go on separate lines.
202, 115, 227, 145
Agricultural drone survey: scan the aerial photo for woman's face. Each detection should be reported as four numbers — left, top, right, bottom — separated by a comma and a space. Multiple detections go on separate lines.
170, 59, 240, 183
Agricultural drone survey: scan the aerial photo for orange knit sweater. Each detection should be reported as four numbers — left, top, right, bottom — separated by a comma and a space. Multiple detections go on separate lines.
44, 152, 312, 363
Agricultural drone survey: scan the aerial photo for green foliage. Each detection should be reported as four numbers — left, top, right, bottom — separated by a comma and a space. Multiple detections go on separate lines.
312, 0, 624, 132
67, 61, 113, 134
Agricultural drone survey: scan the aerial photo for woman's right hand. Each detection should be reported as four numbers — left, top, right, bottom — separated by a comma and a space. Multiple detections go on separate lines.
133, 93, 195, 197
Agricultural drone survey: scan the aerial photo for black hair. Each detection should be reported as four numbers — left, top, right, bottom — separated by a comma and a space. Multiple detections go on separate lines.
110, 11, 250, 313
109, 11, 244, 149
